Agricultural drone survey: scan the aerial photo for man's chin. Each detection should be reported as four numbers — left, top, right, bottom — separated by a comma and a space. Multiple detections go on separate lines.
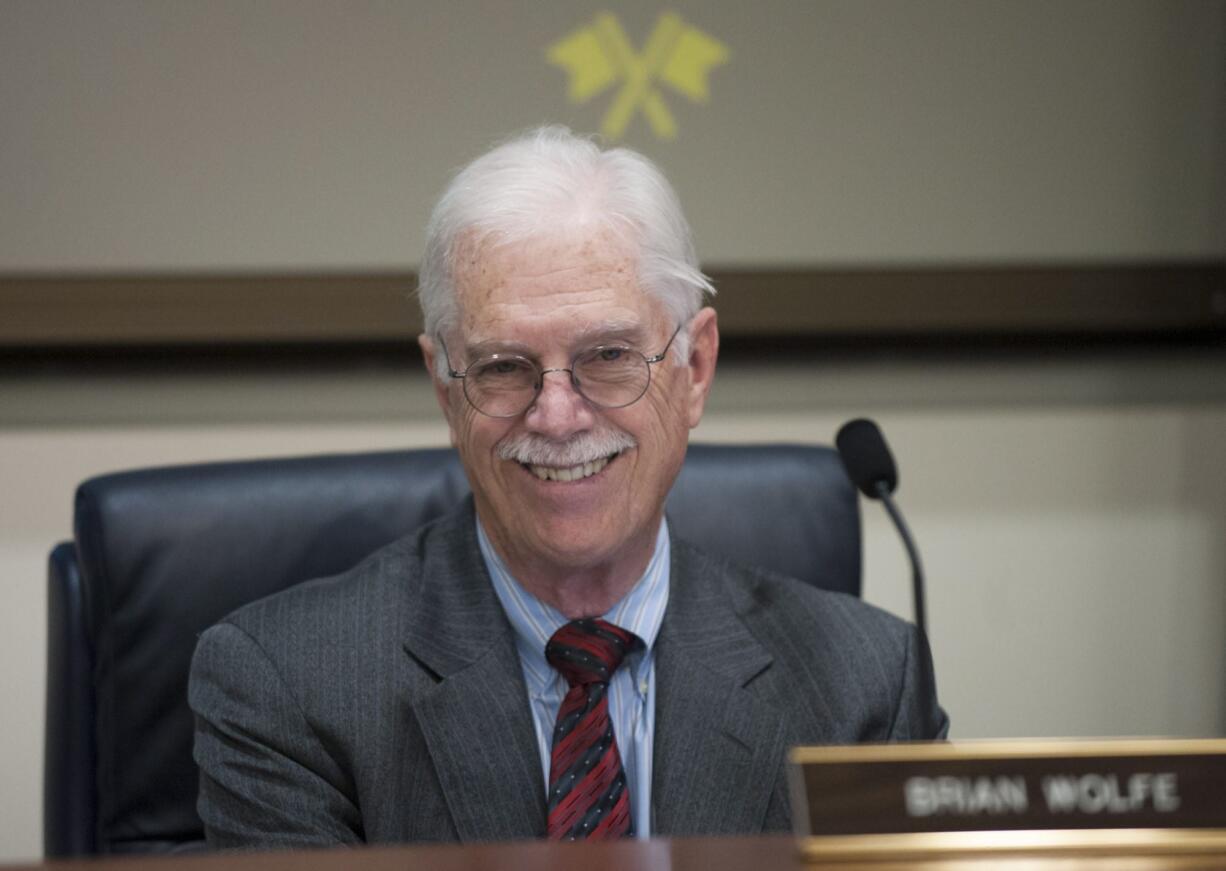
521, 522, 623, 567
513, 509, 661, 574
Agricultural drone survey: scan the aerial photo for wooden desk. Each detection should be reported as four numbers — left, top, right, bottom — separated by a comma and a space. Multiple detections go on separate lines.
13, 836, 1226, 871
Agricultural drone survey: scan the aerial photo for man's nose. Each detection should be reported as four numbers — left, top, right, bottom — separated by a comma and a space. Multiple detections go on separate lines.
523, 368, 593, 438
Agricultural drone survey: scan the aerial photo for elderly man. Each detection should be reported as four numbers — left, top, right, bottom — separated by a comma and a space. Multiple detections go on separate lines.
189, 127, 947, 849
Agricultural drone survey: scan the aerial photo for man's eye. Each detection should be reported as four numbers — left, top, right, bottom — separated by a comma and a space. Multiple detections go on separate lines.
476, 359, 530, 378
597, 348, 625, 362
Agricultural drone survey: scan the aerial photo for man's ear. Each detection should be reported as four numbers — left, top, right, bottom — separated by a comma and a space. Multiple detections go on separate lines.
418, 333, 456, 434
683, 307, 719, 429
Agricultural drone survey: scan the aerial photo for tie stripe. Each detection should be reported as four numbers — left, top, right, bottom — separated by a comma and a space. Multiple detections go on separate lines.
545, 618, 642, 840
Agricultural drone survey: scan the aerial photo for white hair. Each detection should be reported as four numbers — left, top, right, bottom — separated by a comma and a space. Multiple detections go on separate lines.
417, 126, 714, 375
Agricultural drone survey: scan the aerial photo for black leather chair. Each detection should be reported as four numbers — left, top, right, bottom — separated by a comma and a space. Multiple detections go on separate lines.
44, 443, 860, 857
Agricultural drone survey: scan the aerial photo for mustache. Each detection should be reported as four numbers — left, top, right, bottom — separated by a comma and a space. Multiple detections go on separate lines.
496, 428, 637, 467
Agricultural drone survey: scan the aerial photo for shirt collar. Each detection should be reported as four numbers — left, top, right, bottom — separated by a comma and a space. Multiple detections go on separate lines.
478, 516, 670, 677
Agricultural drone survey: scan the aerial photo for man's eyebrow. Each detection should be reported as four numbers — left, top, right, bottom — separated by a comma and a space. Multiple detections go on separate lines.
463, 322, 652, 359
570, 323, 651, 347
463, 338, 534, 359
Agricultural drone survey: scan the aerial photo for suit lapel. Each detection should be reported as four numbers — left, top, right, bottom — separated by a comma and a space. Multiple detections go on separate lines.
652, 540, 786, 836
402, 503, 546, 841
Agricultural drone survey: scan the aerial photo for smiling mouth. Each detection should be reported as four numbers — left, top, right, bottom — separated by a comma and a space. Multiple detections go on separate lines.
522, 451, 621, 482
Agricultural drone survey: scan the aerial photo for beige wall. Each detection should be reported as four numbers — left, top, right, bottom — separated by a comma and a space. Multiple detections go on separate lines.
2, 0, 1223, 271
3, 352, 1225, 860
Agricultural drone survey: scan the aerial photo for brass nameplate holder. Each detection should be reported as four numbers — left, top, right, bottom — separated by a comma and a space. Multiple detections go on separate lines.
789, 738, 1226, 861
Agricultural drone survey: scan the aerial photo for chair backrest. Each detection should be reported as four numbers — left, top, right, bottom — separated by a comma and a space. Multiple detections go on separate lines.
44, 443, 860, 857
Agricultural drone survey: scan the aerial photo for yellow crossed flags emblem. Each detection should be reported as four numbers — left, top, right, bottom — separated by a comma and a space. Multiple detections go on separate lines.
546, 12, 729, 141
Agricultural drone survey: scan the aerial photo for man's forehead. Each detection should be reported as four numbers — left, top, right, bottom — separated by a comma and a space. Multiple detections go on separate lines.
454, 282, 653, 332
452, 229, 638, 289
448, 228, 664, 348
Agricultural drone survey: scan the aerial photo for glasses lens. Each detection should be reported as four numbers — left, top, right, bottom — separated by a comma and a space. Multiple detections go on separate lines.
466, 355, 539, 417
573, 347, 650, 408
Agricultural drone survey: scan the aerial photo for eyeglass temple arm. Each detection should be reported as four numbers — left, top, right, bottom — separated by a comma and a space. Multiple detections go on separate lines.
645, 322, 685, 364
436, 336, 468, 379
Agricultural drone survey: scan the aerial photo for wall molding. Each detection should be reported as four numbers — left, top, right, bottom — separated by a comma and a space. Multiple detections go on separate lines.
1, 263, 1223, 348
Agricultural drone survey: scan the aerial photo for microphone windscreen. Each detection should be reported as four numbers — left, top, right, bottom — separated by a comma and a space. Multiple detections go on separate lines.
836, 418, 898, 499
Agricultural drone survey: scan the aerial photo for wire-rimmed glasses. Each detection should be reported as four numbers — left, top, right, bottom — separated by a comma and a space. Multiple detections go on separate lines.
440, 323, 683, 419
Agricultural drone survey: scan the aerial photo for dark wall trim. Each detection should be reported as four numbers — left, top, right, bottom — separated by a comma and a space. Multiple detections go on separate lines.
2, 264, 1223, 348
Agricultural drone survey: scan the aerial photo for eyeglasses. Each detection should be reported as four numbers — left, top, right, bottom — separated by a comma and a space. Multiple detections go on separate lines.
440, 323, 683, 419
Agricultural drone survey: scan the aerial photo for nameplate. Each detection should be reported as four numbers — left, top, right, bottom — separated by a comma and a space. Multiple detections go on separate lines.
789, 738, 1226, 860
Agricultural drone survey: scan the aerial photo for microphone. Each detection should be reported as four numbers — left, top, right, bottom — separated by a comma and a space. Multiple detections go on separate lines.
836, 419, 927, 638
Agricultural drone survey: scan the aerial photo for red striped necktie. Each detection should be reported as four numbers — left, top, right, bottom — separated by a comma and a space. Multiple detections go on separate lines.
544, 618, 642, 840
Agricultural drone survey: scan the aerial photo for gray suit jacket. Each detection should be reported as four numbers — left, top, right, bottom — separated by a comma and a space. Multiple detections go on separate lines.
189, 500, 947, 849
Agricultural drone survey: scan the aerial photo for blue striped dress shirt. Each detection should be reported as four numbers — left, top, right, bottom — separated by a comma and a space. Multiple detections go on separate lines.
477, 517, 670, 839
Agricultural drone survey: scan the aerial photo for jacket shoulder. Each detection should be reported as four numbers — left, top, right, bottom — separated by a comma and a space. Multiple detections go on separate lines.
673, 537, 910, 646
671, 538, 947, 741
220, 525, 426, 638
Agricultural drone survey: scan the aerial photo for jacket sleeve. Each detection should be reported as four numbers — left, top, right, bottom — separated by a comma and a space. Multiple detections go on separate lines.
188, 621, 364, 850
886, 623, 950, 740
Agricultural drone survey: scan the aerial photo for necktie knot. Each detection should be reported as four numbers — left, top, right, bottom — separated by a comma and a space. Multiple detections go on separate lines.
546, 618, 641, 688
